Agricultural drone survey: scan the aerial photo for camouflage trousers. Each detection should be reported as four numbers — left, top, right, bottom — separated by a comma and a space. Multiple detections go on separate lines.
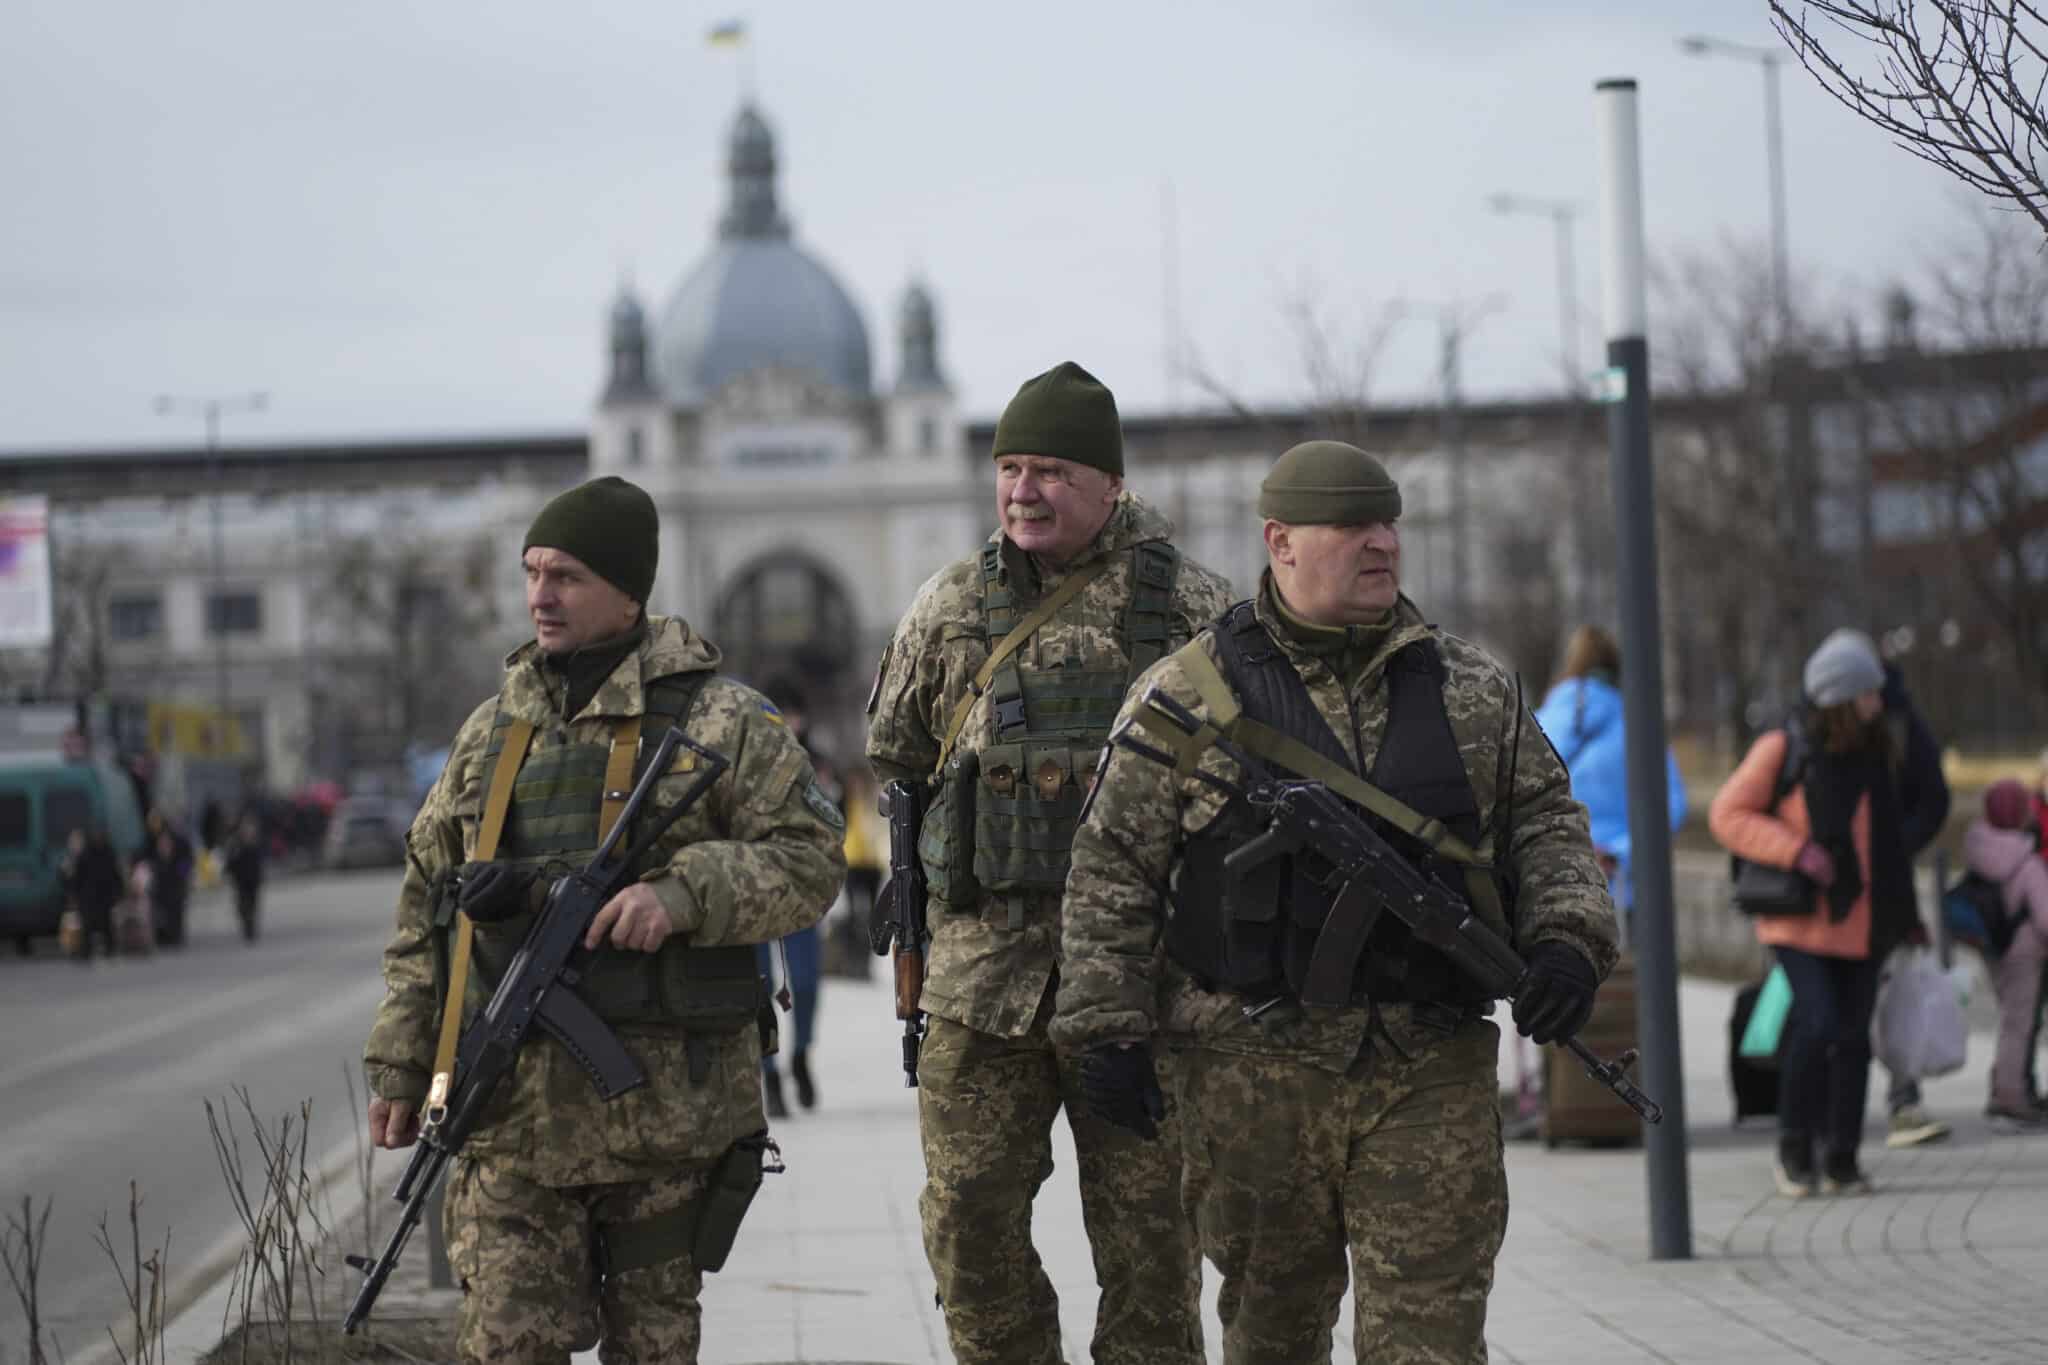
917, 1009, 1204, 1365
1179, 1016, 1508, 1365
443, 1156, 715, 1364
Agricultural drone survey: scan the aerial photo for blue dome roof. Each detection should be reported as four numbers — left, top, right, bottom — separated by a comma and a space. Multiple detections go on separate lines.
654, 239, 872, 404
652, 103, 872, 405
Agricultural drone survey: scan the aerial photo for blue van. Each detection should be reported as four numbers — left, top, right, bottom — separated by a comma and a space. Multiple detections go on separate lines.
0, 759, 147, 951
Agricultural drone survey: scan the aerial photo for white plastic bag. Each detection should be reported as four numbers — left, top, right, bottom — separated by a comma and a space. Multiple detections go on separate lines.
1873, 947, 1969, 1080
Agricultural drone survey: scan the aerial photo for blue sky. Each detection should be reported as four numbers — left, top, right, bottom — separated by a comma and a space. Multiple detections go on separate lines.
0, 1, 1979, 449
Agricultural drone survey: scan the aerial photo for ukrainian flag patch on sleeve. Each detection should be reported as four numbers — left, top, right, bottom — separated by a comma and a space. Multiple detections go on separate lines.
759, 700, 785, 725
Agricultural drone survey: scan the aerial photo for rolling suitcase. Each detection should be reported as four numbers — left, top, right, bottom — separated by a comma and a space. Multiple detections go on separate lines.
1542, 952, 1644, 1147
1728, 979, 1780, 1124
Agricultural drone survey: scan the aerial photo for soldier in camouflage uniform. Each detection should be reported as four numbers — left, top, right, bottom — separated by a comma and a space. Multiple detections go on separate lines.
1052, 442, 1619, 1364
867, 362, 1230, 1365
363, 476, 845, 1364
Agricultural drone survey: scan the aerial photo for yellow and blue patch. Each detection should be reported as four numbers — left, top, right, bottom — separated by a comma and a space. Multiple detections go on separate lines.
758, 699, 785, 726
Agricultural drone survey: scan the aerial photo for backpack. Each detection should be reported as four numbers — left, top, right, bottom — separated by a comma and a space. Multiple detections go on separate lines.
1942, 871, 2018, 957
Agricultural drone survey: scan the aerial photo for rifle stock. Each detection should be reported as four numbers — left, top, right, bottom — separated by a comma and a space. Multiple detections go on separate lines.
343, 726, 732, 1333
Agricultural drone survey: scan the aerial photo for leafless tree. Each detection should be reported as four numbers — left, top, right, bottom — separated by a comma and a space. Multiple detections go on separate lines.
1772, 2, 2048, 236
39, 537, 131, 698
324, 532, 501, 770
1850, 208, 2048, 713
2, 1196, 55, 1365
1180, 273, 1407, 448
1650, 238, 1844, 744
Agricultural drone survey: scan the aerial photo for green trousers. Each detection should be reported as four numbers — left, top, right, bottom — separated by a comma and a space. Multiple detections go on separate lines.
916, 1008, 1205, 1365
1179, 1017, 1508, 1365
443, 1156, 714, 1364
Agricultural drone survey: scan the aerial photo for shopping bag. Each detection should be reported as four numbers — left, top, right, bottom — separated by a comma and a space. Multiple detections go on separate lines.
1738, 964, 1793, 1059
1873, 948, 1969, 1080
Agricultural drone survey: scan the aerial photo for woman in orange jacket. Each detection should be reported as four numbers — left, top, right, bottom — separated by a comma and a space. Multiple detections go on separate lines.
1709, 631, 1920, 1198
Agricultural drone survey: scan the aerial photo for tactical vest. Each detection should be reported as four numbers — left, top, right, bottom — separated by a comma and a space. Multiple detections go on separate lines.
437, 671, 762, 1049
1168, 601, 1509, 1006
919, 540, 1182, 925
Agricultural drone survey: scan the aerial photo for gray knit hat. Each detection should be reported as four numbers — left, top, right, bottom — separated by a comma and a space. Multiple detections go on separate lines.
1803, 628, 1884, 708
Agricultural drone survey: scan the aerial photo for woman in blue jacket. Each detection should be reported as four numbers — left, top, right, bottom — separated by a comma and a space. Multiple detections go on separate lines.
1535, 625, 1687, 921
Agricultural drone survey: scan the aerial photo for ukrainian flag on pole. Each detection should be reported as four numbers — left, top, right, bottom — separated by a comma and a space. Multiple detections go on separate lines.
706, 20, 746, 47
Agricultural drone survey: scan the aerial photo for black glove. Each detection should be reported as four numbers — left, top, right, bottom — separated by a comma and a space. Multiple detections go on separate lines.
1512, 942, 1598, 1045
456, 861, 537, 924
1078, 1043, 1167, 1141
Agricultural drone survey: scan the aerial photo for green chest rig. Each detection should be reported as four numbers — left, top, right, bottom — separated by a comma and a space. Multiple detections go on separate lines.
438, 671, 762, 1084
920, 540, 1183, 928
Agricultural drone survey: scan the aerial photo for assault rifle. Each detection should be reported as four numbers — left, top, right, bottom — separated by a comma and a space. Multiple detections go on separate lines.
867, 780, 929, 1087
342, 727, 731, 1334
1113, 688, 1662, 1125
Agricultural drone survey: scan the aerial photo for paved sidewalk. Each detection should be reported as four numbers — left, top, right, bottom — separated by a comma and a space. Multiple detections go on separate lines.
677, 966, 2046, 1364
162, 961, 2046, 1362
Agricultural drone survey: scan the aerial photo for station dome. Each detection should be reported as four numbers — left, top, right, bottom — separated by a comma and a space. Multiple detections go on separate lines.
653, 104, 873, 405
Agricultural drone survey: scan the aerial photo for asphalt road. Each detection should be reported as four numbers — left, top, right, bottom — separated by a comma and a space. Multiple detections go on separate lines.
0, 867, 404, 1363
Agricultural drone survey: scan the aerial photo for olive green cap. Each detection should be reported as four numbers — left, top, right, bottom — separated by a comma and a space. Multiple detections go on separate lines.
1257, 440, 1401, 525
990, 360, 1123, 477
523, 475, 659, 603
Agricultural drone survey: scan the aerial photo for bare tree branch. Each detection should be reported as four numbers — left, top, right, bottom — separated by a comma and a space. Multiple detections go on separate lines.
1772, 1, 2048, 237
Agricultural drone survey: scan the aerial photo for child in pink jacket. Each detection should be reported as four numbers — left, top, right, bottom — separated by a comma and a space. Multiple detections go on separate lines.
1962, 779, 2048, 1131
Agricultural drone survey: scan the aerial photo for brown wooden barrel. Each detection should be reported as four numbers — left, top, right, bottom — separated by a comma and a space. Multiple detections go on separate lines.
1540, 951, 1644, 1147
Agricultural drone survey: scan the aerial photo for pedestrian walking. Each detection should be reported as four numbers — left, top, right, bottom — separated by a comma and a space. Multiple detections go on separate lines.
1962, 779, 2048, 1132
223, 811, 267, 943
1053, 440, 1617, 1363
62, 826, 124, 960
361, 475, 845, 1364
1533, 624, 1687, 920
1710, 629, 1921, 1197
755, 926, 820, 1117
144, 810, 193, 947
867, 361, 1229, 1365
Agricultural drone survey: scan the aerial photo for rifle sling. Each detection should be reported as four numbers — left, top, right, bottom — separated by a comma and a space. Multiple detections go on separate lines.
429, 718, 535, 1112
1132, 645, 1488, 868
935, 554, 1115, 772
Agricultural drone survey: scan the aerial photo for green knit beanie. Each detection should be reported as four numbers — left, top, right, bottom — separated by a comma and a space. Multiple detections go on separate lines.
1258, 440, 1402, 525
523, 476, 660, 603
990, 361, 1123, 477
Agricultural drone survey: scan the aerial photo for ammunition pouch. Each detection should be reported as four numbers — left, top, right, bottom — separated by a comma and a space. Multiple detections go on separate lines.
917, 750, 980, 912
467, 915, 760, 1045
1162, 602, 1509, 1009
970, 740, 1098, 896
1169, 803, 1288, 995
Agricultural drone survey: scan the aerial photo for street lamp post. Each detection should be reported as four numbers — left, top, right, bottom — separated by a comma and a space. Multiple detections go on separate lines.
1489, 193, 1600, 621
1679, 33, 1791, 343
1426, 299, 1505, 636
1487, 193, 1582, 394
154, 392, 268, 744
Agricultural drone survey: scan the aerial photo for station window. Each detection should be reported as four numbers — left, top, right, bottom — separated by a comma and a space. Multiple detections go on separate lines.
206, 590, 263, 637
108, 594, 163, 641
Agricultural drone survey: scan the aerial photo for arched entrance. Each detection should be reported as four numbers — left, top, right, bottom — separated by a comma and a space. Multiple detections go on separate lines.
710, 551, 859, 703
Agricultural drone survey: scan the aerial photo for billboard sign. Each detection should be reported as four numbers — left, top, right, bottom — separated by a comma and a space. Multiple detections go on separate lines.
0, 496, 52, 650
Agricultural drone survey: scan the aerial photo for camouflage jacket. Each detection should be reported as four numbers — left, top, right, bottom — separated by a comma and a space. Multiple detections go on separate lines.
866, 493, 1234, 1037
1050, 580, 1618, 1071
363, 614, 846, 1184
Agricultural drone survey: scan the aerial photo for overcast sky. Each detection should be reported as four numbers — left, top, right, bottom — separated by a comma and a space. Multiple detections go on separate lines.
0, 0, 1981, 452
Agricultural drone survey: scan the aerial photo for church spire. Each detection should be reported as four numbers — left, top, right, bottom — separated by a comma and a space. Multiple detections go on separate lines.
897, 281, 946, 392
719, 103, 791, 241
